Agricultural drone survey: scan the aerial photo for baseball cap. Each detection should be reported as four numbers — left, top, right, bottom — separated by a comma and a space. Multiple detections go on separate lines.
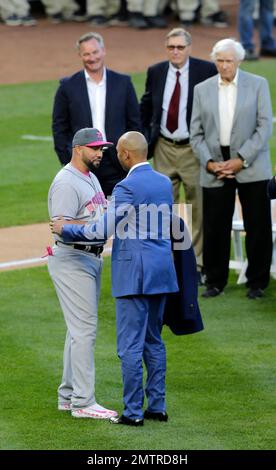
72, 128, 113, 148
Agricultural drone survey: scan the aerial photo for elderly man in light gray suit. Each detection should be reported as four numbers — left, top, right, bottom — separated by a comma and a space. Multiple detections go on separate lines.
190, 38, 273, 300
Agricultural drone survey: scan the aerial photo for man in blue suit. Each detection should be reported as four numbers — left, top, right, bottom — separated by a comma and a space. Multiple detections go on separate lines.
50, 131, 179, 426
52, 31, 141, 196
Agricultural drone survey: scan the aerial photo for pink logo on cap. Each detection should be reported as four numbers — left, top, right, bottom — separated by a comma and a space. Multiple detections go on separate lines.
96, 131, 103, 139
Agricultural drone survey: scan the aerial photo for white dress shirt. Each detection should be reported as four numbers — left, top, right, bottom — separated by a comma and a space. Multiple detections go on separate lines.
127, 162, 150, 177
160, 60, 189, 140
218, 70, 238, 146
85, 68, 107, 140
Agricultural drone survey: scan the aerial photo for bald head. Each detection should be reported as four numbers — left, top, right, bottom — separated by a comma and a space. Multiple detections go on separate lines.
117, 132, 148, 171
119, 132, 148, 159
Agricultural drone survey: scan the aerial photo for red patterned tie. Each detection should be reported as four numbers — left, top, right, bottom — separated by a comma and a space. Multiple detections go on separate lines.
166, 71, 181, 133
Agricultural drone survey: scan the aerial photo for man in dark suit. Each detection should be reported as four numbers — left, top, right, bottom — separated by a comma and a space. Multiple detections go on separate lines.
52, 31, 141, 196
140, 27, 217, 277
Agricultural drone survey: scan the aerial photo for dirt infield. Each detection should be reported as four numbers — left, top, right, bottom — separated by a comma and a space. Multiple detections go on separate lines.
0, 2, 240, 270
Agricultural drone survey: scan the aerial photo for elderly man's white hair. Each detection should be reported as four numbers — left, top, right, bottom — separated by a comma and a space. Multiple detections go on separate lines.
210, 38, 245, 62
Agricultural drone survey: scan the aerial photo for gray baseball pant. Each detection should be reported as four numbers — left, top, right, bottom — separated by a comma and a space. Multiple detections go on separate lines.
48, 244, 103, 409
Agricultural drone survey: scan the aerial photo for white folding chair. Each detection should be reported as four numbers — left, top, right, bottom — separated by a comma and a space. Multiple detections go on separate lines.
230, 191, 276, 283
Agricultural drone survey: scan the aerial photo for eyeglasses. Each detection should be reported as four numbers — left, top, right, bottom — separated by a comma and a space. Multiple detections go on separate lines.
167, 45, 187, 51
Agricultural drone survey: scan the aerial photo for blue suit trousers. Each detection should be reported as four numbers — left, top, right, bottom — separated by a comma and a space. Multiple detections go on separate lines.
116, 294, 167, 420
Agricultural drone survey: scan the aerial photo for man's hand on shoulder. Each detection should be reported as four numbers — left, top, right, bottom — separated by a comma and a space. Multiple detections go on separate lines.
50, 217, 67, 235
50, 216, 88, 235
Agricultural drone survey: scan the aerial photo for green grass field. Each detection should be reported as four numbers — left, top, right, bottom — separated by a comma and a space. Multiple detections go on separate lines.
0, 63, 275, 228
1, 63, 276, 451
1, 260, 276, 450
0, 74, 145, 228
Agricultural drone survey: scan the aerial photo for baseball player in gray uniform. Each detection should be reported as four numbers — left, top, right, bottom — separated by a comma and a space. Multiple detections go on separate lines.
48, 127, 117, 419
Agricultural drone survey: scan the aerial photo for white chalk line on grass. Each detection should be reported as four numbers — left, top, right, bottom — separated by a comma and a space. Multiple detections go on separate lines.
0, 257, 47, 269
21, 135, 53, 141
0, 247, 112, 270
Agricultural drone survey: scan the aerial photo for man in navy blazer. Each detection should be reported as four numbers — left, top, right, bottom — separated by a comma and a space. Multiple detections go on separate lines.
140, 27, 217, 277
50, 131, 179, 426
52, 31, 141, 196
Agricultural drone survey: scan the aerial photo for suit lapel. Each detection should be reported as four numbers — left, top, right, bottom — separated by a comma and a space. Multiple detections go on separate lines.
79, 71, 93, 126
157, 63, 169, 117
187, 58, 199, 128
209, 78, 220, 135
105, 69, 113, 135
187, 59, 196, 117
232, 70, 247, 128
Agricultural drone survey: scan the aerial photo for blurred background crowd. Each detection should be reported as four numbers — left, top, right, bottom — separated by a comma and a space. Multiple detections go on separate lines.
1, 0, 275, 30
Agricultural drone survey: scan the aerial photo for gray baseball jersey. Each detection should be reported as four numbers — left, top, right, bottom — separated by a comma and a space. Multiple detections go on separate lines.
48, 162, 106, 409
48, 163, 106, 245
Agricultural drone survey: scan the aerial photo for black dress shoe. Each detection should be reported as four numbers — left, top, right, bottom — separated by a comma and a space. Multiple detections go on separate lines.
145, 15, 167, 28
260, 48, 276, 57
180, 19, 194, 28
202, 287, 224, 298
144, 410, 168, 421
244, 49, 259, 60
200, 10, 228, 27
128, 12, 149, 29
110, 415, 144, 426
247, 288, 264, 300
88, 15, 108, 26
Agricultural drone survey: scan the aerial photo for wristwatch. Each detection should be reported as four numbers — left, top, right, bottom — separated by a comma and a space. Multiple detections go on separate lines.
238, 154, 249, 169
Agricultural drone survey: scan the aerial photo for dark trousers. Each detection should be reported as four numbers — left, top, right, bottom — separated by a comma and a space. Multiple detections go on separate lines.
203, 179, 272, 290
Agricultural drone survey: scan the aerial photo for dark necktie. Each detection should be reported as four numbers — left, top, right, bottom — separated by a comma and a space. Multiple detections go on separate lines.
166, 71, 181, 133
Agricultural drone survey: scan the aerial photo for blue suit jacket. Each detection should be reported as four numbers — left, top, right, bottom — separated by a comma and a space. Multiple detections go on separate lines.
140, 57, 217, 158
62, 165, 179, 297
61, 168, 203, 335
52, 69, 141, 194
